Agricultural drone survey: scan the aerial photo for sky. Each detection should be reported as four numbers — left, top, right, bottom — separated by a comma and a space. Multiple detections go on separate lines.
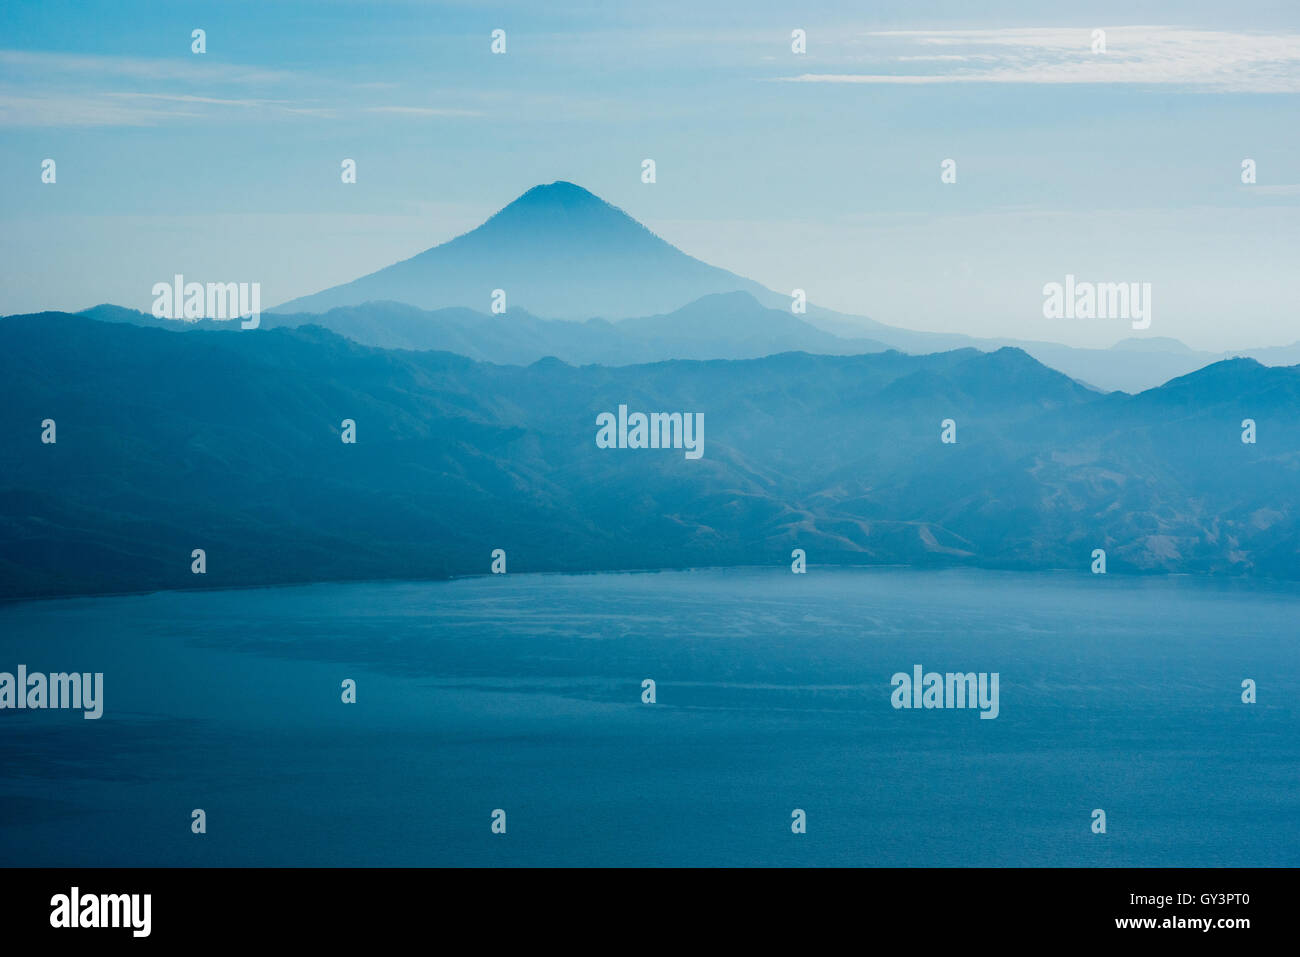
1, 0, 1298, 350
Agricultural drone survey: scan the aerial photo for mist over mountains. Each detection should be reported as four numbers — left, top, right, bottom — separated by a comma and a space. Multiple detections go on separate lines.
148, 180, 1296, 392
88, 289, 1300, 395
83, 292, 891, 366
11, 180, 1282, 391
2, 313, 1297, 600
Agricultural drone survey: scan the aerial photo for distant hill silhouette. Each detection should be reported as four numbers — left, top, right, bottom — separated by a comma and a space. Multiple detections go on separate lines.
3, 313, 1297, 600
82, 292, 892, 364
81, 294, 1300, 394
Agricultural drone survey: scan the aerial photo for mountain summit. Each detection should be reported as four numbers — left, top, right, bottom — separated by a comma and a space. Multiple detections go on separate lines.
476, 181, 642, 235
274, 181, 772, 319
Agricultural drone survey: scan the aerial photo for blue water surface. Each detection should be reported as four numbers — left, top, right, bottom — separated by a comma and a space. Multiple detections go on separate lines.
0, 567, 1295, 866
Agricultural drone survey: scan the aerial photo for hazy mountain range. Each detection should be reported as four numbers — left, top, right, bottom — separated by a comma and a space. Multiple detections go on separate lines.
2, 312, 1296, 600
81, 292, 891, 366
85, 291, 1300, 395
57, 181, 1296, 393
3, 180, 1296, 600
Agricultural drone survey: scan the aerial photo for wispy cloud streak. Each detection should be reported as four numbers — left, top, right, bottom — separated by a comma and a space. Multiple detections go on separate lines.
781, 27, 1300, 93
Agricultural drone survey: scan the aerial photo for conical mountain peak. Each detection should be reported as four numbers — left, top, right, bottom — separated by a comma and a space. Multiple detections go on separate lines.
510, 181, 603, 206
473, 181, 650, 239
274, 181, 771, 319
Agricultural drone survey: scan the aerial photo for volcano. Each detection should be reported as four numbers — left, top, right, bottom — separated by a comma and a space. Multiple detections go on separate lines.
273, 181, 775, 319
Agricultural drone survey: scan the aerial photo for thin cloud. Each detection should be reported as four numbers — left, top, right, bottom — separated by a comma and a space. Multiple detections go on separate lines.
1246, 184, 1300, 196
0, 50, 479, 126
364, 105, 484, 116
105, 92, 284, 108
896, 54, 997, 62
0, 48, 306, 126
0, 93, 199, 126
0, 49, 296, 85
779, 26, 1300, 93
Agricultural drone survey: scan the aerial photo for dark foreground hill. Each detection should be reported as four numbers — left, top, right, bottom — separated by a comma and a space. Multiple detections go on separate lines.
1, 313, 1297, 599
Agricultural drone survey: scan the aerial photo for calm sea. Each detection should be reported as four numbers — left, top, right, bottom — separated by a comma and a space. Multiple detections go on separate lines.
1, 567, 1296, 866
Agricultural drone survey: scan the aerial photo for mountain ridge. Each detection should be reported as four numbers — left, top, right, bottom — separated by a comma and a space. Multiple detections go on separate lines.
66, 293, 1300, 395
2, 312, 1297, 600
